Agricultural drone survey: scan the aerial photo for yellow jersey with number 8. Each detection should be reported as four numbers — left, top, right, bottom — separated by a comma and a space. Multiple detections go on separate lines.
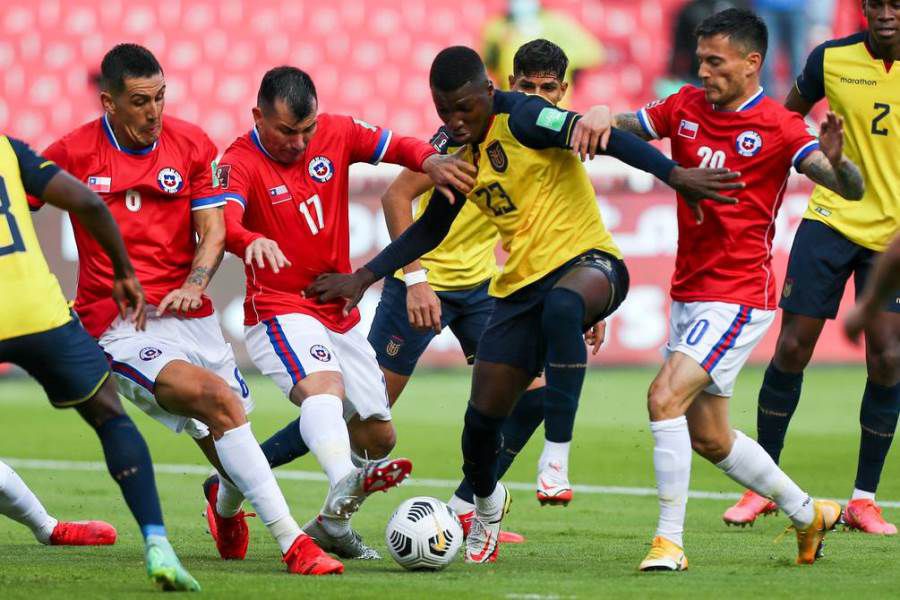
0, 135, 71, 340
795, 33, 899, 251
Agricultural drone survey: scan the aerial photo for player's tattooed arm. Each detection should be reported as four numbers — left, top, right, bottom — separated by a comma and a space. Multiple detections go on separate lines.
157, 207, 225, 315
798, 112, 864, 200
611, 113, 654, 141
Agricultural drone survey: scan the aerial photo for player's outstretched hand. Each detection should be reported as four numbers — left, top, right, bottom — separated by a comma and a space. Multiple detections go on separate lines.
571, 105, 612, 160
668, 166, 744, 224
304, 268, 378, 316
245, 237, 292, 273
112, 274, 147, 331
407, 281, 442, 333
818, 111, 844, 166
157, 284, 203, 316
422, 150, 477, 203
584, 320, 606, 355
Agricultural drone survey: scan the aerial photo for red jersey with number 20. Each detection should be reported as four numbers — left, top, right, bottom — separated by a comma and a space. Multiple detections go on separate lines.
38, 115, 223, 337
637, 85, 818, 310
221, 114, 436, 332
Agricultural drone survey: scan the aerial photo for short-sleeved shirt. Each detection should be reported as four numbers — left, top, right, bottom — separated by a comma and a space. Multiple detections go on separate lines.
637, 85, 818, 310
795, 32, 899, 252
38, 115, 224, 337
0, 135, 70, 340
220, 116, 435, 332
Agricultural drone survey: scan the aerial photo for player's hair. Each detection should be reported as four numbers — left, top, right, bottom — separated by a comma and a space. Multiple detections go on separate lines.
429, 46, 487, 92
100, 44, 163, 94
257, 66, 318, 120
695, 8, 768, 59
513, 39, 569, 80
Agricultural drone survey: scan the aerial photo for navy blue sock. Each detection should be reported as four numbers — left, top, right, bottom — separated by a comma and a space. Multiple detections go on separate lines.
461, 405, 505, 498
94, 415, 165, 539
855, 380, 900, 493
260, 417, 309, 469
454, 387, 546, 504
541, 288, 586, 443
756, 361, 803, 464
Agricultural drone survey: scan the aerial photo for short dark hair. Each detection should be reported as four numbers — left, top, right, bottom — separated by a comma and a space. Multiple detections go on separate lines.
695, 8, 768, 59
429, 46, 487, 92
100, 44, 163, 94
257, 66, 318, 120
513, 39, 569, 80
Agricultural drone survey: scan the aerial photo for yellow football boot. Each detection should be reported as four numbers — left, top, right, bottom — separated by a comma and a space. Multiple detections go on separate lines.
638, 536, 688, 571
795, 499, 842, 565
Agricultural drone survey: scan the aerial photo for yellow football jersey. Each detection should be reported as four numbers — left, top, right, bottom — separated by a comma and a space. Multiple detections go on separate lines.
796, 33, 899, 251
0, 135, 71, 340
464, 92, 621, 298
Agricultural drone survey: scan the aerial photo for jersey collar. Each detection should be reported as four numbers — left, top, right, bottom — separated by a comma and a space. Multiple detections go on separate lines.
713, 87, 764, 112
864, 33, 895, 73
250, 126, 277, 161
102, 114, 158, 155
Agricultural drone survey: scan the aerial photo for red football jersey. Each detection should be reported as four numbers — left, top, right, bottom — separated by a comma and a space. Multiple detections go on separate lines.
221, 115, 436, 332
39, 115, 223, 337
637, 86, 818, 310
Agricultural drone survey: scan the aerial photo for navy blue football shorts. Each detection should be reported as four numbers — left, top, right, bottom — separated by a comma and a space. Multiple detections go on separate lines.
0, 315, 110, 408
369, 276, 495, 376
780, 219, 900, 319
476, 249, 629, 376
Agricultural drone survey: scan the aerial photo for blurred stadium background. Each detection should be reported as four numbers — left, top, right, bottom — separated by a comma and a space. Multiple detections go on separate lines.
0, 0, 870, 370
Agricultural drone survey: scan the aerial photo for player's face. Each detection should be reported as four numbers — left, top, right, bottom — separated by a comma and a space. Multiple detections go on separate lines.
865, 1, 900, 46
253, 98, 318, 164
101, 74, 165, 148
696, 35, 762, 108
508, 73, 568, 106
431, 80, 494, 145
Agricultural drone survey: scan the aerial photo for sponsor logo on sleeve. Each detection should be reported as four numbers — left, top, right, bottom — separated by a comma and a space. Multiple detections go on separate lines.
216, 164, 231, 189
353, 118, 377, 131
735, 130, 763, 157
157, 167, 184, 194
308, 155, 334, 183
536, 107, 567, 132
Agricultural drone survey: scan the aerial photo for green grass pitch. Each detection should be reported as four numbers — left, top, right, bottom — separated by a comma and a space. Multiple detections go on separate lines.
0, 366, 897, 598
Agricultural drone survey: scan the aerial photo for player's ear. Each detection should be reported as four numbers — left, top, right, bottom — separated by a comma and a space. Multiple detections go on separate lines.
747, 52, 763, 76
559, 80, 569, 99
508, 74, 516, 89
100, 91, 116, 115
486, 79, 495, 96
251, 106, 264, 126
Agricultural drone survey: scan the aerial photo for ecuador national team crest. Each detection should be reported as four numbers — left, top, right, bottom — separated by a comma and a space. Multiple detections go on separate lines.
308, 156, 334, 183
736, 130, 763, 157
486, 140, 508, 173
157, 167, 184, 194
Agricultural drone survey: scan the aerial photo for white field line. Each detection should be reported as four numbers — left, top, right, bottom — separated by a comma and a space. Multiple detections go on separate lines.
3, 457, 899, 509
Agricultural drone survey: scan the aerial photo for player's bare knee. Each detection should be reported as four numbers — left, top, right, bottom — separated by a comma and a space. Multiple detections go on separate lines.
866, 347, 900, 386
647, 380, 682, 421
774, 332, 815, 372
690, 434, 729, 463
77, 378, 126, 428
290, 371, 345, 406
197, 378, 246, 435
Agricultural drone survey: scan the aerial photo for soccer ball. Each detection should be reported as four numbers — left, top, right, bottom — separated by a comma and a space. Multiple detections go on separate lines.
385, 497, 463, 570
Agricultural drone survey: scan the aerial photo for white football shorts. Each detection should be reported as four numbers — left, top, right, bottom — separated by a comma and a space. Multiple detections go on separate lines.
101, 311, 253, 439
664, 301, 775, 397
245, 312, 391, 422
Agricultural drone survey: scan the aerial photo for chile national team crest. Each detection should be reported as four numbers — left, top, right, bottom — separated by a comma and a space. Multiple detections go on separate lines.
157, 167, 184, 194
736, 130, 763, 157
308, 156, 334, 183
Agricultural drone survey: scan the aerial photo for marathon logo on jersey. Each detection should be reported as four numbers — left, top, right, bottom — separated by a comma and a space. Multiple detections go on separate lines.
677, 120, 699, 140
268, 185, 292, 204
310, 344, 332, 362
486, 140, 508, 173
87, 176, 111, 193
157, 168, 184, 194
736, 130, 763, 157
308, 156, 334, 183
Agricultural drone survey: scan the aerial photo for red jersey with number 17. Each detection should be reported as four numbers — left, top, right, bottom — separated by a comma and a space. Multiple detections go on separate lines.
636, 85, 818, 310
220, 114, 436, 332
37, 115, 224, 337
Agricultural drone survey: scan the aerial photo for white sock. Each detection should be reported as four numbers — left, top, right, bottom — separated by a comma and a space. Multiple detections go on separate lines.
298, 394, 355, 486
0, 461, 58, 544
448, 494, 475, 516
851, 488, 876, 502
539, 440, 570, 472
474, 483, 505, 518
215, 474, 245, 519
650, 417, 691, 549
716, 430, 814, 529
214, 423, 301, 553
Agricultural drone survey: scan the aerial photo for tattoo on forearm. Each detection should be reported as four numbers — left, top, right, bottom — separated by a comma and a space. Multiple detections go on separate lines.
613, 113, 652, 139
836, 158, 864, 199
803, 154, 864, 199
186, 266, 210, 287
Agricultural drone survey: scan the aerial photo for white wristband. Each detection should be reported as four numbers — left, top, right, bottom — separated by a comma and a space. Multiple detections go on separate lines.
403, 269, 428, 286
